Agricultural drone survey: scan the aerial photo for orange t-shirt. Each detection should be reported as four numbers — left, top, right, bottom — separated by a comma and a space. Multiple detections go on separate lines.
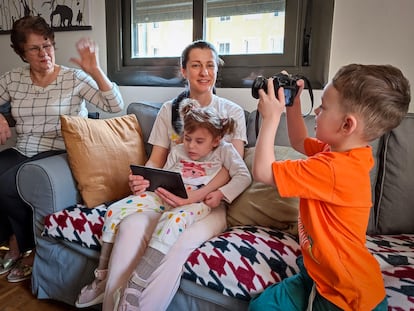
272, 138, 385, 311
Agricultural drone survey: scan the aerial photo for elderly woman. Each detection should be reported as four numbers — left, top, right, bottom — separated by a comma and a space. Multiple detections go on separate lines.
0, 15, 123, 282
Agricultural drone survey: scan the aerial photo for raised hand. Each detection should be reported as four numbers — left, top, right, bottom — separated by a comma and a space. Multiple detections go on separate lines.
69, 38, 100, 75
69, 38, 112, 91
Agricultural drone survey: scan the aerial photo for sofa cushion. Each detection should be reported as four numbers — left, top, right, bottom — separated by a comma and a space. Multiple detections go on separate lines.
182, 226, 301, 300
61, 114, 147, 208
42, 204, 106, 251
226, 146, 305, 235
181, 225, 414, 308
372, 114, 414, 234
366, 234, 414, 310
41, 203, 414, 310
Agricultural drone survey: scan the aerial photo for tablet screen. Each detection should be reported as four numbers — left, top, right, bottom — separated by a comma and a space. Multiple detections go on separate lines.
130, 165, 188, 199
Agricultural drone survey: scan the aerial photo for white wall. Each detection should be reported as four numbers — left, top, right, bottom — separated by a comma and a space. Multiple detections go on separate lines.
1, 0, 413, 113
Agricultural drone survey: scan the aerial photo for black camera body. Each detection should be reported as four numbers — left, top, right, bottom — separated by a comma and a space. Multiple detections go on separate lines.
251, 73, 301, 106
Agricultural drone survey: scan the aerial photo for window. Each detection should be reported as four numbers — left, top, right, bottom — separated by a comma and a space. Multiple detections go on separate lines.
219, 42, 230, 54
105, 0, 334, 89
220, 16, 231, 22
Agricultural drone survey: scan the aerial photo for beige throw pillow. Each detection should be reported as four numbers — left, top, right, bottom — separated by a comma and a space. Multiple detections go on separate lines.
61, 114, 147, 208
227, 146, 306, 235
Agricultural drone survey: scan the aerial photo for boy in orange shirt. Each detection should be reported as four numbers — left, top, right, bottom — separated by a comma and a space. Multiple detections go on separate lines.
249, 64, 410, 310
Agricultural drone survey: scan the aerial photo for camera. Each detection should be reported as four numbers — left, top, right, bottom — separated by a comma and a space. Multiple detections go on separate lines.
251, 73, 301, 106
251, 73, 314, 137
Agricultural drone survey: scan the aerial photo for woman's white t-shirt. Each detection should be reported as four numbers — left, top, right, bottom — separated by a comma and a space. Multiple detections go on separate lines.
148, 94, 247, 150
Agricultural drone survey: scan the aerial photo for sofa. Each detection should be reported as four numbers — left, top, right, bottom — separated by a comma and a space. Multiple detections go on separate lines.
12, 101, 414, 310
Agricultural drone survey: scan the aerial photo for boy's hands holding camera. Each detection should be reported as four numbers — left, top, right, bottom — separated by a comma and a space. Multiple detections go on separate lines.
253, 79, 285, 185
257, 78, 286, 121
257, 73, 305, 121
252, 73, 306, 185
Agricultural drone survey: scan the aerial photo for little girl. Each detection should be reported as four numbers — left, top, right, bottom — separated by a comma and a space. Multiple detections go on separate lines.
76, 99, 251, 309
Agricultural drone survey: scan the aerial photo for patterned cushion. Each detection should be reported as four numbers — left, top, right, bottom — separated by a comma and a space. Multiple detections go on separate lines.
366, 234, 414, 310
182, 225, 301, 300
42, 204, 106, 251
41, 206, 414, 309
183, 226, 414, 308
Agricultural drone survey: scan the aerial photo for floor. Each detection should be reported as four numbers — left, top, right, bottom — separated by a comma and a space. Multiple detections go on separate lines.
0, 246, 96, 311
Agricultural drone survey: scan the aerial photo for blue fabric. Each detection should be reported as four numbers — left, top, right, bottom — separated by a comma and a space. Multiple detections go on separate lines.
249, 256, 388, 311
0, 101, 10, 113
249, 256, 361, 311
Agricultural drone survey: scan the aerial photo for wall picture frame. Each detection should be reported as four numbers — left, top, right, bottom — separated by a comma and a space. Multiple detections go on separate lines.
0, 0, 92, 34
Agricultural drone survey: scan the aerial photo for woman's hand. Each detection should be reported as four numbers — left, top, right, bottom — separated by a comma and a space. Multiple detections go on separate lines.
69, 38, 113, 91
128, 173, 150, 195
70, 38, 100, 75
203, 190, 224, 208
0, 114, 11, 145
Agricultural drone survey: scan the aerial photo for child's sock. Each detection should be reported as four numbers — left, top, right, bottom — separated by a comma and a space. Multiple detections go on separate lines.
122, 247, 165, 308
133, 247, 164, 291
97, 242, 113, 271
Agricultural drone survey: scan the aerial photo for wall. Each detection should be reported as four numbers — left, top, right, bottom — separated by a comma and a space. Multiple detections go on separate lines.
0, 0, 413, 114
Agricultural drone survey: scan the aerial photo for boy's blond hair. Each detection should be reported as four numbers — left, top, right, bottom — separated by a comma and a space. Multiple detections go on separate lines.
332, 64, 411, 141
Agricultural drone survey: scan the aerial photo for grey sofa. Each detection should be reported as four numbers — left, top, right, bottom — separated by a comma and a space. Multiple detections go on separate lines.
14, 102, 414, 310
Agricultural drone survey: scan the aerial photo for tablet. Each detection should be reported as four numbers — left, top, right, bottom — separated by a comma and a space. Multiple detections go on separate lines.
130, 165, 188, 199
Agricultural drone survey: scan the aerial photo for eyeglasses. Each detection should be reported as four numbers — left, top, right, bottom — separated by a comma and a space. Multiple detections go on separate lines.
25, 43, 54, 55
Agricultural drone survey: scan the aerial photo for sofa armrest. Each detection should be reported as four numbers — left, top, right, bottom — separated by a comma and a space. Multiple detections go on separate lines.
17, 153, 80, 236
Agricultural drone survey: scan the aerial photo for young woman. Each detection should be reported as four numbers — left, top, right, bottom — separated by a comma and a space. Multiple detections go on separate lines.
76, 40, 248, 311
79, 99, 251, 310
